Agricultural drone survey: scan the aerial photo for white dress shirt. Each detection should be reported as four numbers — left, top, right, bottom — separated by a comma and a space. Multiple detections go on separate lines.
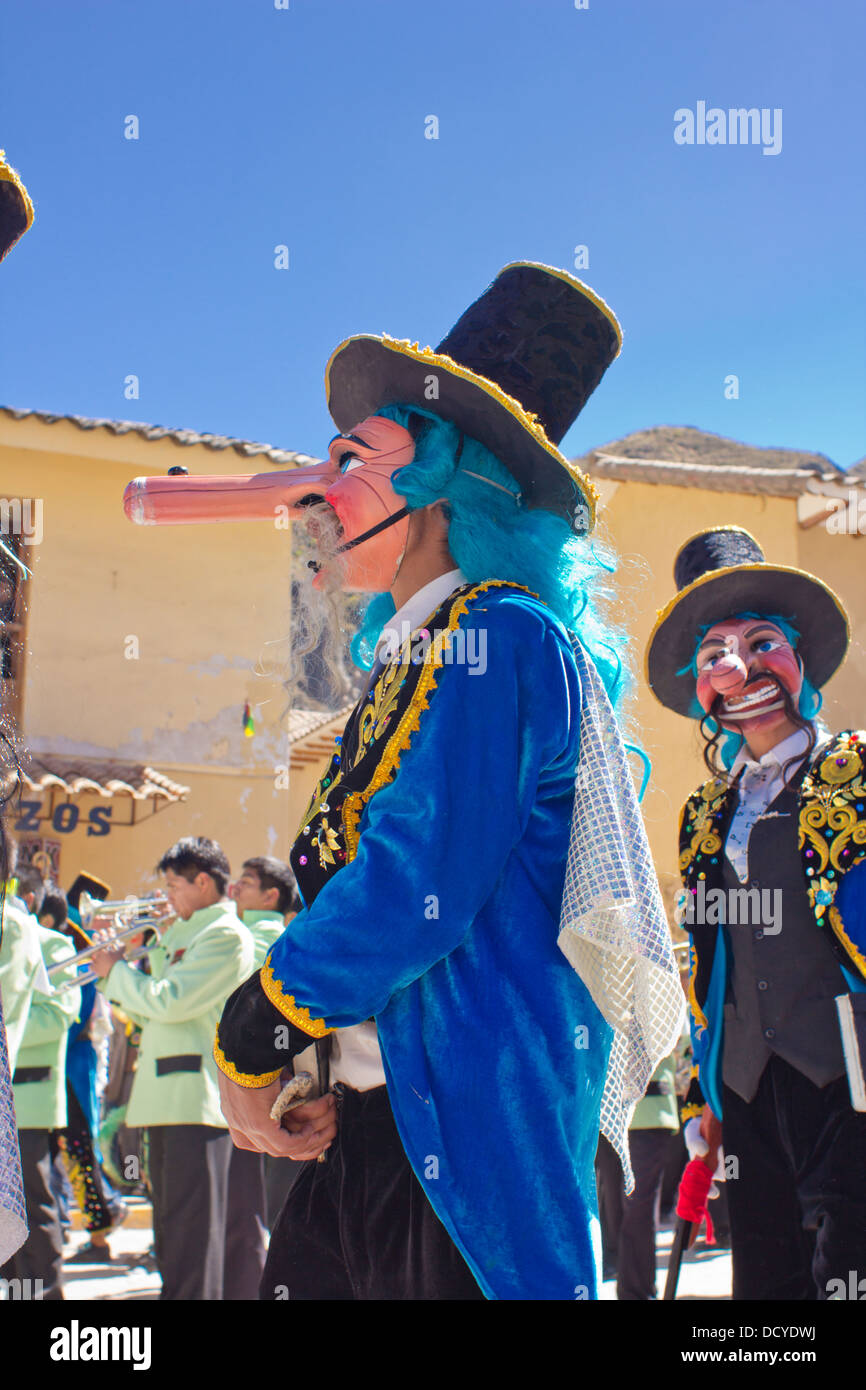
330, 566, 467, 1092
373, 566, 467, 666
725, 724, 831, 883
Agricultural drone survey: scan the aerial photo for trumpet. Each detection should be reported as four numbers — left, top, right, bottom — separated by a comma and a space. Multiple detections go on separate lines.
48, 893, 174, 988
77, 891, 170, 931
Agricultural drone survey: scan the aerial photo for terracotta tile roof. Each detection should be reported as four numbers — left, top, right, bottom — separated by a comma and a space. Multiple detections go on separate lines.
287, 706, 353, 744
20, 755, 189, 803
576, 426, 850, 496
583, 425, 841, 473
0, 405, 319, 469
287, 705, 354, 768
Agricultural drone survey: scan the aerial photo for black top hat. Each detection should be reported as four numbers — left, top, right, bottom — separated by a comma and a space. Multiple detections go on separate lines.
0, 151, 33, 263
325, 262, 622, 534
67, 872, 112, 912
645, 526, 850, 717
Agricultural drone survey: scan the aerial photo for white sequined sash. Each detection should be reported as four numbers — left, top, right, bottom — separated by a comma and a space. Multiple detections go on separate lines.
0, 989, 26, 1264
558, 640, 685, 1191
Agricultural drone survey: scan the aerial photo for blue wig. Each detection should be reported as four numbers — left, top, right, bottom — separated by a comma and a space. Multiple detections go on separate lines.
349, 403, 630, 712
681, 611, 824, 769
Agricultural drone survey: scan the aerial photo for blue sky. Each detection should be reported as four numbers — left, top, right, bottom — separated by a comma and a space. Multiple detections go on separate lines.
3, 0, 864, 467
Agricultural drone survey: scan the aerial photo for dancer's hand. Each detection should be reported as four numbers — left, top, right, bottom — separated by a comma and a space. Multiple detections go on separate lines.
218, 1072, 337, 1160
684, 1105, 725, 1193
699, 1104, 723, 1160
277, 1094, 338, 1157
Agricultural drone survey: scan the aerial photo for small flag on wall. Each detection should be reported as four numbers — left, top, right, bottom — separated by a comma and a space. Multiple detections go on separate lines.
242, 701, 255, 738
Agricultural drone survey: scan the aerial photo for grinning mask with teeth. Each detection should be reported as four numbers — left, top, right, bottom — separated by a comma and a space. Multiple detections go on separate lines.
695, 616, 803, 739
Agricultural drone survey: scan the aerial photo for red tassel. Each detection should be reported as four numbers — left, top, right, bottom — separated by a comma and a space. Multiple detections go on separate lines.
676, 1156, 716, 1245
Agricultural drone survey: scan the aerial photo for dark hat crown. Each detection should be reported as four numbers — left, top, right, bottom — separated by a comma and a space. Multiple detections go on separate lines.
435, 263, 620, 447
66, 872, 111, 911
0, 152, 34, 262
674, 528, 765, 592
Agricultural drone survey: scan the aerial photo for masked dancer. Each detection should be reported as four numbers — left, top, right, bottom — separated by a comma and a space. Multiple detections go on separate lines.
128, 263, 684, 1300
646, 526, 866, 1300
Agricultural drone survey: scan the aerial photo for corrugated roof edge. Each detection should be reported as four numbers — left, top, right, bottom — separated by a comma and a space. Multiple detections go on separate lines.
0, 405, 320, 468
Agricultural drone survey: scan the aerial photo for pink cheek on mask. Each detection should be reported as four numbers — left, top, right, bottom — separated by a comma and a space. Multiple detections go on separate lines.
325, 480, 363, 537
760, 647, 802, 699
696, 673, 719, 713
322, 474, 409, 592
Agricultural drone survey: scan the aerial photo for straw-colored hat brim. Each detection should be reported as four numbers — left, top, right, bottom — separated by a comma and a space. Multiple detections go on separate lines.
325, 334, 601, 531
645, 563, 850, 717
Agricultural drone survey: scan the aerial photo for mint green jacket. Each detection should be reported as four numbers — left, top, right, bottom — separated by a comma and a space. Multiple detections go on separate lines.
13, 926, 81, 1130
242, 910, 286, 972
99, 902, 254, 1128
0, 902, 44, 1071
630, 1053, 680, 1131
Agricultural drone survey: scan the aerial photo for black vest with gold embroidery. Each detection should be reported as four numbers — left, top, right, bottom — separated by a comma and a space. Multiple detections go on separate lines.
679, 730, 866, 1033
289, 580, 533, 907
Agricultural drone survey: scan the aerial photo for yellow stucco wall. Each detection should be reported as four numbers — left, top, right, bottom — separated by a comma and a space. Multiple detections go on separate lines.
1, 414, 325, 892
15, 770, 301, 899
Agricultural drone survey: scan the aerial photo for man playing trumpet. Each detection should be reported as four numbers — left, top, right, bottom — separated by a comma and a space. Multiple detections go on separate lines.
90, 837, 254, 1300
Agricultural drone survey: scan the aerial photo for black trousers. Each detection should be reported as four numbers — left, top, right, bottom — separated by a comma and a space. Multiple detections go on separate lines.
0, 1129, 64, 1299
261, 1085, 485, 1301
723, 1055, 866, 1300
264, 1153, 303, 1230
223, 1145, 268, 1300
147, 1125, 232, 1301
596, 1130, 675, 1300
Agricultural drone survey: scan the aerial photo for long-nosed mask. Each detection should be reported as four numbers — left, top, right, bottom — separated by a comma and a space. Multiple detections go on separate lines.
319, 416, 415, 591
123, 414, 416, 593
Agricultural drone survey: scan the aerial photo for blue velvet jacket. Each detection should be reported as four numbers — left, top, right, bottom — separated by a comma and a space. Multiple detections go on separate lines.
216, 583, 612, 1299
64, 906, 102, 1143
680, 731, 866, 1121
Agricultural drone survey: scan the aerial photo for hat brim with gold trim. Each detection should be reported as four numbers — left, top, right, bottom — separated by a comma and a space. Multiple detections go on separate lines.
0, 150, 34, 263
646, 527, 850, 718
325, 262, 622, 535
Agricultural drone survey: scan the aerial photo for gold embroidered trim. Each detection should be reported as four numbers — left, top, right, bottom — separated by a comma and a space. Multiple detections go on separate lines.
687, 941, 708, 1036
212, 1029, 281, 1089
259, 960, 332, 1038
324, 335, 600, 529
353, 656, 406, 771
341, 581, 538, 862
679, 779, 730, 874
296, 753, 343, 842
818, 747, 863, 786
828, 904, 866, 978
799, 732, 866, 974
681, 1102, 703, 1123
